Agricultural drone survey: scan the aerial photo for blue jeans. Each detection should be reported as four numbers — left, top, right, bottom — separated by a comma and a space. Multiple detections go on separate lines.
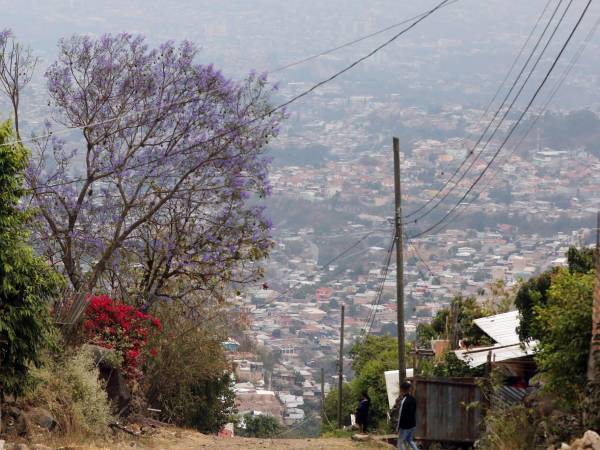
398, 427, 419, 450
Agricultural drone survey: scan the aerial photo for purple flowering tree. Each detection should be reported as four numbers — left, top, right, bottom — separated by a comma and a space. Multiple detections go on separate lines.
1, 33, 283, 325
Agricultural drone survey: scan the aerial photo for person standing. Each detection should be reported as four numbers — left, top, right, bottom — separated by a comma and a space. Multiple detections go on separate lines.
355, 391, 371, 433
390, 381, 418, 450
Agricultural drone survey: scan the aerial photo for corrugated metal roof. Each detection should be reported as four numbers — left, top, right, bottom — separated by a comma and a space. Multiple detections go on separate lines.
473, 310, 520, 345
454, 342, 537, 368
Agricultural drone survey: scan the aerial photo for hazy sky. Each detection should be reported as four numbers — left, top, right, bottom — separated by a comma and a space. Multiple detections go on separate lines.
2, 0, 599, 109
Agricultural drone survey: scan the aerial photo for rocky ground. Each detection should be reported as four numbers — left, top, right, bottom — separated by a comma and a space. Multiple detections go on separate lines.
548, 430, 600, 450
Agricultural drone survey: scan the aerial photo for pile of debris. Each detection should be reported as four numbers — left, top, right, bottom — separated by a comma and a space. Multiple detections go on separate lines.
550, 430, 600, 450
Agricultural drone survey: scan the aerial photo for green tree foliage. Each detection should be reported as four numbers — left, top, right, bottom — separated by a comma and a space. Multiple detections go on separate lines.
514, 270, 554, 341
0, 121, 62, 396
144, 303, 235, 433
533, 268, 593, 403
566, 246, 595, 274
350, 335, 399, 375
324, 336, 413, 432
416, 295, 492, 349
516, 247, 592, 342
179, 373, 236, 433
323, 383, 357, 428
423, 351, 484, 378
350, 336, 404, 429
237, 413, 282, 438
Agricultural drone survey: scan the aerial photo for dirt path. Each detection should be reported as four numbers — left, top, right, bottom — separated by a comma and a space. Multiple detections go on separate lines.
45, 428, 390, 450
135, 428, 389, 450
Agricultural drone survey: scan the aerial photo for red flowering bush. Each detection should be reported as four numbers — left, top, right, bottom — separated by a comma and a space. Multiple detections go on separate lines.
83, 295, 162, 380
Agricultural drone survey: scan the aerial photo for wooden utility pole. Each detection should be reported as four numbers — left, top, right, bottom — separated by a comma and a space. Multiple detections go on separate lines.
393, 137, 407, 383
588, 211, 600, 382
321, 368, 325, 424
337, 304, 345, 428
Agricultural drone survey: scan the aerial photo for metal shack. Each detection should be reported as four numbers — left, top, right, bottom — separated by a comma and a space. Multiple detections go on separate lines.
384, 371, 483, 447
383, 310, 538, 447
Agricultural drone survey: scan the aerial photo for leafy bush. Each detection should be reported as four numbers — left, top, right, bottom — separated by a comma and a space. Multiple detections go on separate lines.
83, 295, 162, 380
416, 295, 493, 348
324, 336, 413, 432
533, 268, 593, 404
143, 303, 235, 433
323, 383, 357, 429
24, 347, 113, 436
420, 351, 485, 378
478, 404, 543, 450
237, 413, 282, 438
0, 121, 63, 397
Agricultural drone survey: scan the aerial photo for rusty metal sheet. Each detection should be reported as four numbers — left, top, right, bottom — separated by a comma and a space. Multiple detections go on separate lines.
413, 377, 484, 443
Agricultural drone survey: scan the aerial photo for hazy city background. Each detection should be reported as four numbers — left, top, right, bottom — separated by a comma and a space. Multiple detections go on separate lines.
2, 0, 600, 433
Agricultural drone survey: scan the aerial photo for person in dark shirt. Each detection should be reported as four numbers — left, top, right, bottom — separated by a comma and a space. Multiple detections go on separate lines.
355, 391, 371, 433
390, 381, 418, 450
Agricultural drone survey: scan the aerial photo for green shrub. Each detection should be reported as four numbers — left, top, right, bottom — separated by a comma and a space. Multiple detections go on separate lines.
478, 404, 542, 450
24, 347, 113, 436
143, 303, 235, 433
533, 268, 593, 403
237, 413, 282, 438
0, 121, 63, 398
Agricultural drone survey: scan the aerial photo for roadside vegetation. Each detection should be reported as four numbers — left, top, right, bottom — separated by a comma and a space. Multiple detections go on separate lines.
0, 28, 283, 444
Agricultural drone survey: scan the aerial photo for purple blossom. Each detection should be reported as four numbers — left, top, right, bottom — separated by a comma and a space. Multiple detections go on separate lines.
20, 33, 283, 317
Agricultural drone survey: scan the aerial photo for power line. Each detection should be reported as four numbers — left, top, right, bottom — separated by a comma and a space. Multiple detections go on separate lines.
12, 0, 458, 200
269, 0, 460, 73
403, 0, 555, 220
359, 235, 395, 339
408, 0, 593, 239
404, 0, 569, 225
429, 14, 600, 236
2, 0, 455, 156
406, 236, 433, 277
267, 0, 453, 115
359, 235, 394, 336
253, 228, 389, 308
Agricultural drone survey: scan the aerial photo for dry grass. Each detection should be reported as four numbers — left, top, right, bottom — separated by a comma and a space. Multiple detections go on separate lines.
23, 347, 114, 437
35, 427, 390, 450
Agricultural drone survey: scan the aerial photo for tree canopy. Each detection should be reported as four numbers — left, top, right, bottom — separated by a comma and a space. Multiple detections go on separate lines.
416, 295, 493, 349
0, 121, 62, 396
324, 336, 413, 431
533, 268, 593, 405
0, 32, 284, 325
515, 247, 594, 342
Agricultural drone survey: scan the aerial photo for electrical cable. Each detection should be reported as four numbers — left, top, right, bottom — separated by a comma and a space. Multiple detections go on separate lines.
269, 0, 460, 73
408, 0, 593, 239
359, 235, 395, 339
403, 0, 555, 219
428, 14, 600, 236
358, 234, 394, 336
406, 236, 433, 277
253, 228, 390, 309
404, 0, 569, 225
1, 0, 455, 154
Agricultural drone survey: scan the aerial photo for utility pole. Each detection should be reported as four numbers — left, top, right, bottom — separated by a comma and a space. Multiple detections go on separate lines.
588, 211, 600, 382
321, 368, 325, 425
393, 137, 407, 383
337, 304, 345, 428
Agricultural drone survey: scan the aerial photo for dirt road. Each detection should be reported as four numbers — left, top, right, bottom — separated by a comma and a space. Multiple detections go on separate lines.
46, 428, 390, 450
136, 428, 389, 449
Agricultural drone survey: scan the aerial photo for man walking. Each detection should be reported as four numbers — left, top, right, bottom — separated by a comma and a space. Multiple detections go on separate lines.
390, 381, 418, 450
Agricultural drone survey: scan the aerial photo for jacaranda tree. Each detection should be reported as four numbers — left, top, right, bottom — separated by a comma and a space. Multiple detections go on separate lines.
0, 32, 284, 324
